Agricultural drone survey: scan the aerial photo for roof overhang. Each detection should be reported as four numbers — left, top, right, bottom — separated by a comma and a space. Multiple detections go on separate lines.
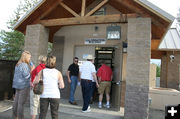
12, 0, 175, 59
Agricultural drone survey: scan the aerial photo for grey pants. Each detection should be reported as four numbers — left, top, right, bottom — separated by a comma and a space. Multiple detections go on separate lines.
12, 87, 30, 119
39, 98, 60, 119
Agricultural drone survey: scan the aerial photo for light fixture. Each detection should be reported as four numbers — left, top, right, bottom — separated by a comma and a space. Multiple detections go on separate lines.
123, 42, 127, 53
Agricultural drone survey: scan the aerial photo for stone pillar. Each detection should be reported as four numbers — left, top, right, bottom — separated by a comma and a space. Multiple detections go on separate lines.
52, 36, 64, 72
166, 52, 180, 90
124, 18, 151, 119
160, 56, 167, 88
24, 24, 49, 66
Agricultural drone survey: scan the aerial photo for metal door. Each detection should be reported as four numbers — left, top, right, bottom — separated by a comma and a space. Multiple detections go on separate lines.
111, 43, 123, 111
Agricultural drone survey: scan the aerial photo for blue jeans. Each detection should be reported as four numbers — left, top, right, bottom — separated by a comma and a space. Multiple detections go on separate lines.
69, 76, 78, 103
90, 82, 96, 98
81, 79, 92, 111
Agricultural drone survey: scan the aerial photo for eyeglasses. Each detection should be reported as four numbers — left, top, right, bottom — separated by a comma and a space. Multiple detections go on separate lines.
74, 60, 78, 63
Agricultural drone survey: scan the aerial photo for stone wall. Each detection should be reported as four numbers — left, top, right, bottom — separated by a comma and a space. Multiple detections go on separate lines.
160, 51, 180, 90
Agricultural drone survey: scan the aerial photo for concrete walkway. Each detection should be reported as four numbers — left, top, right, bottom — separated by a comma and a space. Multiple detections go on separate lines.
0, 99, 124, 119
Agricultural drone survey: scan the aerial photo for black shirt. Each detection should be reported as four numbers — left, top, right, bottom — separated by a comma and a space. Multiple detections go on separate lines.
68, 63, 79, 77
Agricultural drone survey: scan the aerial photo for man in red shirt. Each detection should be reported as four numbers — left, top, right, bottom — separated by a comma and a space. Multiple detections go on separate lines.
97, 61, 112, 108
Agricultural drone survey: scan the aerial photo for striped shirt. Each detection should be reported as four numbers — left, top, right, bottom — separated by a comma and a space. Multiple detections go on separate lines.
13, 63, 31, 89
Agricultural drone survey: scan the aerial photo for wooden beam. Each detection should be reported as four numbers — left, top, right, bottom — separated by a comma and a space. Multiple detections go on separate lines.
81, 0, 86, 16
85, 0, 109, 16
40, 14, 137, 26
151, 50, 166, 59
59, 1, 80, 17
114, 0, 166, 29
40, 2, 59, 20
151, 39, 160, 50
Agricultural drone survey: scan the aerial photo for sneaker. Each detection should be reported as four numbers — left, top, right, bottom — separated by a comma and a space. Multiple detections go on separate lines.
104, 104, 110, 109
98, 104, 102, 108
82, 109, 91, 113
88, 106, 90, 110
69, 101, 78, 105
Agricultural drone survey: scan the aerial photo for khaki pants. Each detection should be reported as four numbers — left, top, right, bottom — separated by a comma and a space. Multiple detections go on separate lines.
12, 87, 30, 119
98, 81, 111, 94
30, 89, 40, 115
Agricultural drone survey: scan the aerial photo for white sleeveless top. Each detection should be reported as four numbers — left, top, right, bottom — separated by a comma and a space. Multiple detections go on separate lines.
40, 68, 60, 98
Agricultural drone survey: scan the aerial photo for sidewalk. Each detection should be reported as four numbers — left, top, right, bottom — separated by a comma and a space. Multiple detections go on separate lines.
0, 99, 124, 119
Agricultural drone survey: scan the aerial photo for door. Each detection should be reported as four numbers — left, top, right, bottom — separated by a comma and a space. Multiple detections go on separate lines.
74, 46, 95, 101
111, 43, 123, 111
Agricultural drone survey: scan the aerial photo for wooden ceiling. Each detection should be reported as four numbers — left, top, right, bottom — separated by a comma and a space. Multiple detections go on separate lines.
14, 0, 173, 59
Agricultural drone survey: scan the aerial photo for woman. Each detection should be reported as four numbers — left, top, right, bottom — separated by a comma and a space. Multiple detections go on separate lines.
30, 55, 47, 119
38, 56, 64, 119
12, 50, 34, 119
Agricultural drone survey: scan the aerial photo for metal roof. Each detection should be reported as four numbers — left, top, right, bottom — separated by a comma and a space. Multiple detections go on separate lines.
159, 28, 180, 51
135, 0, 174, 22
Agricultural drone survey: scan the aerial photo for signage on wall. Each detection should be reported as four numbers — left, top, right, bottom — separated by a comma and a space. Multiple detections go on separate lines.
85, 38, 106, 44
106, 26, 121, 40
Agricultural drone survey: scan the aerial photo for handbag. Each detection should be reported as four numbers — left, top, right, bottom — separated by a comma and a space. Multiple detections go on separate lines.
33, 70, 44, 95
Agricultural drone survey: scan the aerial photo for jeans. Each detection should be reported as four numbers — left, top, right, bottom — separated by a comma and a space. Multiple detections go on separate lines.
90, 82, 96, 98
12, 87, 30, 119
39, 98, 60, 119
81, 79, 92, 111
69, 76, 78, 103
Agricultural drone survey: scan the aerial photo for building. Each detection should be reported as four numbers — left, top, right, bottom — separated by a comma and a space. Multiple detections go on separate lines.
13, 0, 174, 118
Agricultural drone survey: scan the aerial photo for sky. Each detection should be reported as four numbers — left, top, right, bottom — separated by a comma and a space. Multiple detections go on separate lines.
0, 0, 180, 64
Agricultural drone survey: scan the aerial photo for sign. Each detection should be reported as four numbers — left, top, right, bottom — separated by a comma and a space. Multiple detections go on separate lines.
107, 26, 121, 40
85, 38, 106, 44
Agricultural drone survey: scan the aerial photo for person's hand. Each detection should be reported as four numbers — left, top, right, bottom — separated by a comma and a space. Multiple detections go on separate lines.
68, 79, 71, 83
30, 82, 34, 89
96, 83, 99, 88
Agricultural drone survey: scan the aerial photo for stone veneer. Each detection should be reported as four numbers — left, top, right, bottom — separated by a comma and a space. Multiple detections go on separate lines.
124, 18, 151, 119
24, 24, 49, 66
161, 51, 180, 90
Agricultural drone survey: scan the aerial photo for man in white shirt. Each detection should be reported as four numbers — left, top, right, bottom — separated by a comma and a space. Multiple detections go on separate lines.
80, 54, 99, 112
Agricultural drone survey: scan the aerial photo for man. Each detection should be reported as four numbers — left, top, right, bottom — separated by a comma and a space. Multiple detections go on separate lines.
80, 54, 99, 112
66, 57, 79, 105
97, 61, 113, 108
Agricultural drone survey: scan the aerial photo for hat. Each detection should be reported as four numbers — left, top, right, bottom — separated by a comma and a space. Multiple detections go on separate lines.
83, 54, 95, 60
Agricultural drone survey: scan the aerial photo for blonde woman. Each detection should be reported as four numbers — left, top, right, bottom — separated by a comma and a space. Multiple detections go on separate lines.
12, 51, 34, 119
38, 56, 64, 119
30, 55, 47, 119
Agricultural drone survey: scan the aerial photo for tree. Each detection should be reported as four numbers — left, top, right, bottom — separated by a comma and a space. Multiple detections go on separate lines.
156, 64, 161, 77
0, 0, 40, 60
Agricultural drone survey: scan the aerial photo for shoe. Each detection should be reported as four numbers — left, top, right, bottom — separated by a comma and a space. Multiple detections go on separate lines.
88, 106, 90, 110
104, 104, 110, 109
98, 104, 102, 108
82, 109, 91, 113
69, 101, 78, 105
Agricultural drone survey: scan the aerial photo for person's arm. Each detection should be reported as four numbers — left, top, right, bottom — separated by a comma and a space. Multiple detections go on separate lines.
66, 70, 71, 83
22, 63, 31, 79
58, 71, 65, 89
92, 72, 99, 88
33, 70, 42, 85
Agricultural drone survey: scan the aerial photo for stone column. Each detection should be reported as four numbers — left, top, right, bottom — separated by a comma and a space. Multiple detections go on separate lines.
124, 18, 151, 119
24, 24, 49, 66
160, 55, 167, 88
166, 52, 180, 90
52, 36, 64, 72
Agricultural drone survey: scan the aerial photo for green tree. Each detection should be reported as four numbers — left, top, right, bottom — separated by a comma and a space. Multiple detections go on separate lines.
156, 64, 161, 77
0, 0, 40, 60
